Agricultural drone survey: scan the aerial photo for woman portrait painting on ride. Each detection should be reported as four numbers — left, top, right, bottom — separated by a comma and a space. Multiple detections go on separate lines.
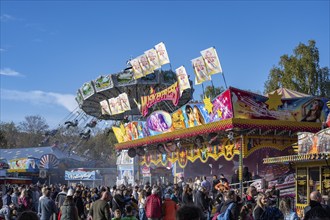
301, 98, 324, 122
147, 111, 171, 132
185, 105, 206, 127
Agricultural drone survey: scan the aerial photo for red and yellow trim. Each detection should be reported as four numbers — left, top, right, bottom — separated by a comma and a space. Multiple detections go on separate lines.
115, 118, 321, 150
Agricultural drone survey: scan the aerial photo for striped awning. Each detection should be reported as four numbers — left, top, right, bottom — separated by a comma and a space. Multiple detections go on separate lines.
267, 88, 311, 99
263, 153, 330, 164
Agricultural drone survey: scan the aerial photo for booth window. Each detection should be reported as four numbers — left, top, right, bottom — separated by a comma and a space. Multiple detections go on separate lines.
297, 167, 308, 204
309, 167, 320, 193
321, 167, 330, 202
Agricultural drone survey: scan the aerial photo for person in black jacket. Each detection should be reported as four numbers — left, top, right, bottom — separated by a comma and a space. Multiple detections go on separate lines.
211, 175, 220, 199
176, 205, 203, 220
182, 185, 193, 205
253, 193, 268, 220
304, 191, 330, 220
193, 186, 209, 220
73, 190, 84, 219
111, 189, 130, 216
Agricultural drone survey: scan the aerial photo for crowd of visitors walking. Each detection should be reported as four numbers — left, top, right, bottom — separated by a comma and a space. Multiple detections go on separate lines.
1, 174, 330, 220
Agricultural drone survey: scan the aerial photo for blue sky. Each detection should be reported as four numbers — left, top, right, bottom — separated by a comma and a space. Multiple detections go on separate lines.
1, 1, 329, 128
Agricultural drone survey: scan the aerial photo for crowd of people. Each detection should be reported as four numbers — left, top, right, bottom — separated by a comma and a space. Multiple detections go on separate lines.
1, 174, 330, 220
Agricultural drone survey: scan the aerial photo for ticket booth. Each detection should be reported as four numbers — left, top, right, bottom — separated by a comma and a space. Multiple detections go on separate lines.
264, 128, 330, 218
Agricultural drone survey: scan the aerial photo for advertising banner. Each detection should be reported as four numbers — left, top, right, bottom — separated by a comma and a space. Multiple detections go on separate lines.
8, 158, 40, 173
65, 170, 96, 181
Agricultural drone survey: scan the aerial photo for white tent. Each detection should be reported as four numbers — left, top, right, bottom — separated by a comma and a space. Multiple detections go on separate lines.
267, 88, 311, 99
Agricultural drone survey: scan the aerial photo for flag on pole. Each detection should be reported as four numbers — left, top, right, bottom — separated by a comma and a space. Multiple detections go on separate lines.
200, 47, 222, 75
108, 97, 119, 115
115, 96, 125, 114
175, 66, 190, 94
155, 42, 170, 65
118, 93, 131, 111
100, 100, 111, 115
138, 54, 153, 75
191, 56, 211, 85
130, 58, 144, 79
145, 48, 161, 70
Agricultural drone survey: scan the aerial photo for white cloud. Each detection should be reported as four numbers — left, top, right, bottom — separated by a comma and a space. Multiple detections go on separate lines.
0, 68, 23, 77
0, 14, 15, 22
0, 89, 78, 112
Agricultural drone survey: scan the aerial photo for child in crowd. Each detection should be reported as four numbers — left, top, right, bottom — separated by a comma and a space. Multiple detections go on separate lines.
112, 209, 122, 220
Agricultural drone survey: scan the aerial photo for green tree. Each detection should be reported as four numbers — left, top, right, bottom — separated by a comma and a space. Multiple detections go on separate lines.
18, 115, 49, 147
19, 115, 49, 134
200, 85, 225, 100
77, 128, 117, 166
264, 40, 330, 97
0, 122, 19, 148
0, 130, 8, 148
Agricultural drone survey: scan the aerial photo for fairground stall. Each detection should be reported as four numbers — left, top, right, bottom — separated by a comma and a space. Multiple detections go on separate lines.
65, 168, 103, 187
74, 43, 329, 188
113, 86, 329, 189
264, 127, 330, 217
0, 146, 93, 184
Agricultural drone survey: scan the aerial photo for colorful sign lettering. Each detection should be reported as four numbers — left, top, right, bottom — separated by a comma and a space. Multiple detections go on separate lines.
140, 82, 180, 116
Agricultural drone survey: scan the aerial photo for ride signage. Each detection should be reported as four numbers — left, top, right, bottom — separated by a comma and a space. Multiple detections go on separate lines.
65, 170, 96, 181
140, 81, 180, 116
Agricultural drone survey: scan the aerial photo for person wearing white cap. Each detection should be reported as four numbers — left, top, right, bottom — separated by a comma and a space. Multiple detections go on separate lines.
59, 189, 78, 220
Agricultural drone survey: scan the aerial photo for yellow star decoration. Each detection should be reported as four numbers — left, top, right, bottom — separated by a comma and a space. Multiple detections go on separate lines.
120, 123, 126, 135
179, 151, 186, 158
203, 96, 214, 114
266, 91, 283, 110
112, 124, 126, 143
179, 113, 185, 122
217, 109, 223, 118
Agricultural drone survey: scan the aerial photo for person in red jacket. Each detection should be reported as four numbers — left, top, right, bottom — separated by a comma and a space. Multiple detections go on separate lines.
162, 194, 178, 220
145, 187, 162, 220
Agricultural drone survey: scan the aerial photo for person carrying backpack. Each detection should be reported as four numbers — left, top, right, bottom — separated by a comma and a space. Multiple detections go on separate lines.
217, 190, 239, 220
